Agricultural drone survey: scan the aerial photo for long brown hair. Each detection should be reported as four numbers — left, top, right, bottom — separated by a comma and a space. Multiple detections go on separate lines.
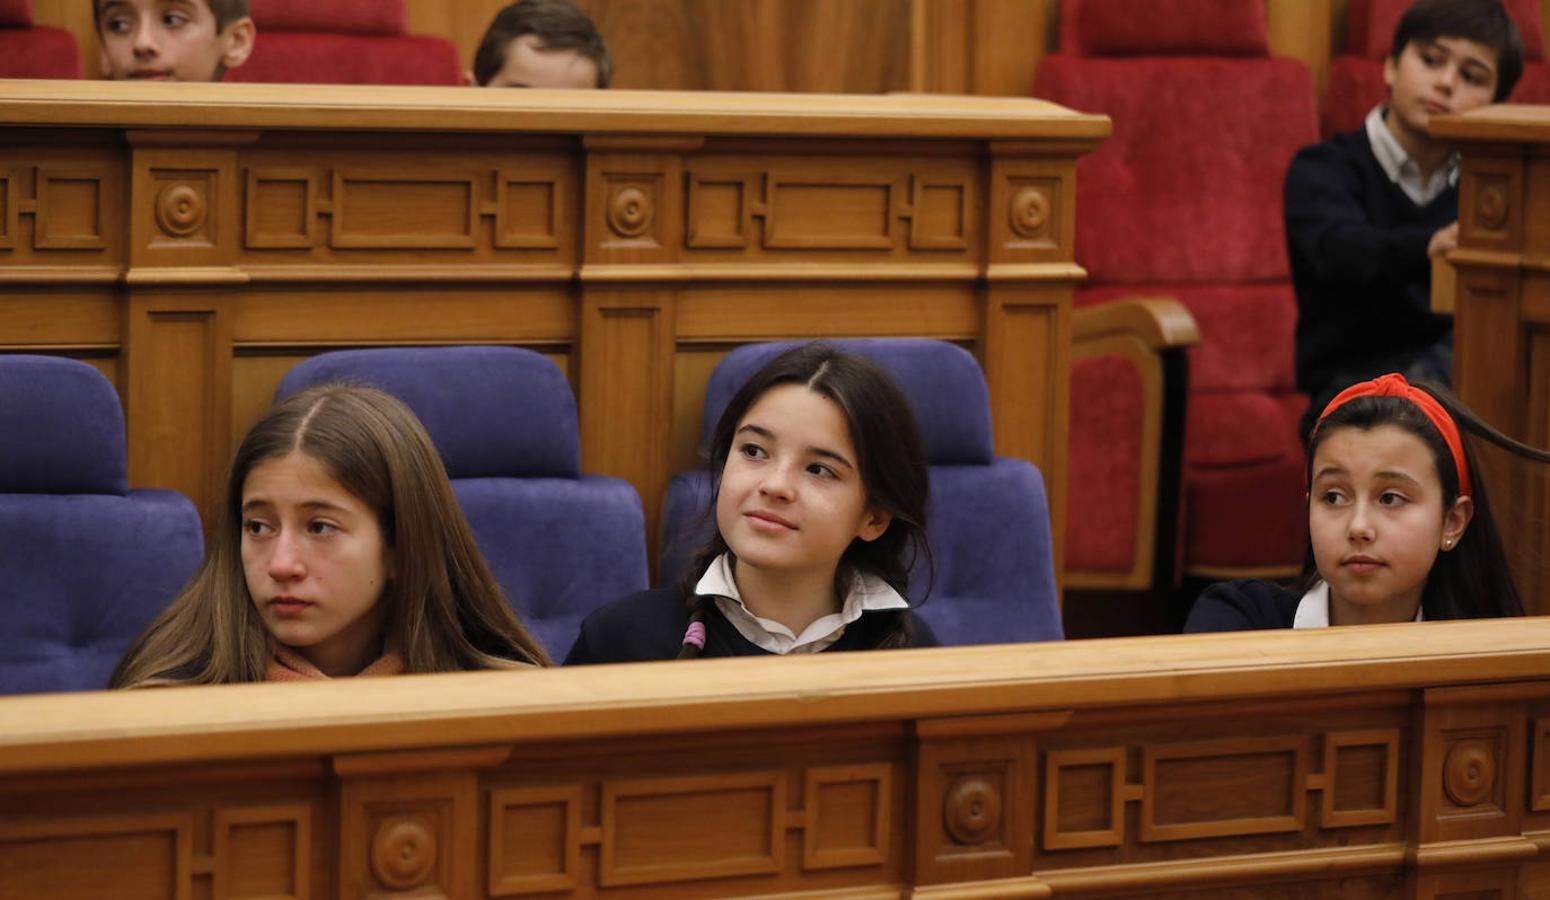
112, 384, 550, 687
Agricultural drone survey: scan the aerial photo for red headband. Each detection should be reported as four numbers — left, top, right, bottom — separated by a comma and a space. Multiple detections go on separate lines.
1316, 373, 1471, 498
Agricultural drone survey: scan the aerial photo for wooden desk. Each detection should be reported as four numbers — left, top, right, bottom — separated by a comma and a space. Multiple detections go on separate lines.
5, 621, 1550, 897
0, 81, 1108, 574
1431, 105, 1550, 612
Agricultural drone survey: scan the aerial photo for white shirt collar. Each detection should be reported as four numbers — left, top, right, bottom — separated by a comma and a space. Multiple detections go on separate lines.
1365, 105, 1459, 206
692, 552, 910, 655
1293, 580, 1425, 628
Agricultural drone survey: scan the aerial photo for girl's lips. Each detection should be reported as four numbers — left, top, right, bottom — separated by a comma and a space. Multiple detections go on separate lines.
1342, 558, 1384, 575
744, 510, 796, 531
269, 598, 313, 618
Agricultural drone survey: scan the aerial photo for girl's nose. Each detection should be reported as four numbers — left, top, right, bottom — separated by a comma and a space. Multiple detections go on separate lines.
132, 21, 160, 56
267, 532, 307, 579
758, 463, 796, 500
1347, 503, 1376, 543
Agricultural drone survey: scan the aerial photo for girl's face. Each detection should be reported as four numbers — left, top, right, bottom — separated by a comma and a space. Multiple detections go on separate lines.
715, 383, 891, 582
240, 450, 394, 676
1309, 424, 1472, 624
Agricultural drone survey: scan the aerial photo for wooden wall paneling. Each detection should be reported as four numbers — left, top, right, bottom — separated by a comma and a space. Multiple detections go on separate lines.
121, 132, 248, 514
11, 620, 1550, 893
911, 0, 1050, 96
579, 137, 690, 549
0, 133, 126, 285
980, 145, 1091, 588
1268, 0, 1336, 92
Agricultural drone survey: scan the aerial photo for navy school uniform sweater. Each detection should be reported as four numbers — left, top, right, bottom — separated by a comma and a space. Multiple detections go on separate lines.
563, 586, 939, 664
1283, 126, 1456, 402
1184, 579, 1300, 633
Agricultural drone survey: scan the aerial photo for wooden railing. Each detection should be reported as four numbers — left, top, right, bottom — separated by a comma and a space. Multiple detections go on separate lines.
0, 80, 1109, 576
5, 620, 1550, 897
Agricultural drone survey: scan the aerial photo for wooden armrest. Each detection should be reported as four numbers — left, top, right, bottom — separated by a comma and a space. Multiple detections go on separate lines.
1072, 298, 1200, 350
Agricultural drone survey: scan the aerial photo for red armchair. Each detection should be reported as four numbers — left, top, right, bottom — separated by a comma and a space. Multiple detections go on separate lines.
228, 0, 460, 85
1324, 0, 1550, 137
1037, 0, 1315, 586
0, 0, 79, 79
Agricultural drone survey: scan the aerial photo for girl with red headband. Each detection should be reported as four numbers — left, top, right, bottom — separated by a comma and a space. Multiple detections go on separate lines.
1186, 373, 1539, 631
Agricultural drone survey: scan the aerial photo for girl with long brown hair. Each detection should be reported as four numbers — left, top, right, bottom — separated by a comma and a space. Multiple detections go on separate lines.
112, 384, 550, 687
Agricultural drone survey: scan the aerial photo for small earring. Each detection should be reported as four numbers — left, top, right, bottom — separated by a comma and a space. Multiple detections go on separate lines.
1444, 539, 1454, 549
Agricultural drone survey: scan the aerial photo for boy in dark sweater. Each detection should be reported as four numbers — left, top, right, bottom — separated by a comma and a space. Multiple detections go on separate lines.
1285, 0, 1522, 439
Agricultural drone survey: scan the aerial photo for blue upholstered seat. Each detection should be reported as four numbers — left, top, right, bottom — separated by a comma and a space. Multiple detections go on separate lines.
659, 339, 1063, 645
0, 356, 203, 694
276, 346, 649, 659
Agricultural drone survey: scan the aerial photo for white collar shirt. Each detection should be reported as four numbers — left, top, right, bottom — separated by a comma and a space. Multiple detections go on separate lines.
693, 552, 911, 655
1293, 580, 1425, 628
1365, 104, 1459, 206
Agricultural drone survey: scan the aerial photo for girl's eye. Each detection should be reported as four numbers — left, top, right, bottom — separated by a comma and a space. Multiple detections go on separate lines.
243, 519, 271, 536
806, 462, 837, 479
106, 16, 131, 33
738, 442, 767, 460
1319, 489, 1347, 506
308, 520, 339, 536
1379, 491, 1408, 507
164, 12, 189, 27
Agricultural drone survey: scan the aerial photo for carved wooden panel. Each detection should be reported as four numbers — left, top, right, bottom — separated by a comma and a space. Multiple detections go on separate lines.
0, 812, 194, 899
245, 168, 318, 249
212, 804, 313, 900
338, 770, 479, 900
487, 785, 582, 896
238, 147, 578, 270
0, 154, 124, 272
988, 155, 1079, 265
1460, 155, 1524, 251
915, 720, 1038, 886
0, 166, 14, 249
1417, 691, 1528, 847
598, 771, 786, 886
1142, 736, 1309, 842
764, 174, 898, 249
130, 142, 242, 273
682, 158, 980, 262
34, 168, 107, 250
1043, 746, 1126, 850
802, 763, 890, 871
1322, 728, 1401, 828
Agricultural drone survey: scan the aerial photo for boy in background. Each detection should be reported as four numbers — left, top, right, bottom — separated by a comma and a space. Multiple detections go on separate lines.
95, 0, 254, 82
1285, 0, 1522, 438
472, 0, 611, 89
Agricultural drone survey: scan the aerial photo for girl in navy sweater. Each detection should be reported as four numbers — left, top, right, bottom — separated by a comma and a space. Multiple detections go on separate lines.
567, 343, 936, 662
1188, 374, 1546, 632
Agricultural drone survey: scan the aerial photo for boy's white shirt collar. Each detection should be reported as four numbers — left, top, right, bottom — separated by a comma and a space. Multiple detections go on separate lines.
1293, 580, 1425, 628
693, 552, 910, 654
1366, 104, 1459, 206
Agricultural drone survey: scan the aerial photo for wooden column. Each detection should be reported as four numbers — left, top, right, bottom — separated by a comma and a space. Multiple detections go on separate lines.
980, 141, 1096, 584
122, 131, 253, 519
579, 137, 698, 546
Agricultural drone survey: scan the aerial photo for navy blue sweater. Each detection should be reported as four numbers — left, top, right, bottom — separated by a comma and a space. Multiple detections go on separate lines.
564, 586, 939, 664
1184, 579, 1301, 633
1284, 125, 1455, 403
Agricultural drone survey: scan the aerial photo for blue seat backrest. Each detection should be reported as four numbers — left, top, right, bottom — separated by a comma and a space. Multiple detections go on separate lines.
276, 346, 649, 659
659, 339, 1062, 645
0, 356, 203, 693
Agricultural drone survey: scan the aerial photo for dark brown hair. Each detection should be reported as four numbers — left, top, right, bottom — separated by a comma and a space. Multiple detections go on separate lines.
1303, 380, 1550, 620
112, 384, 550, 687
678, 343, 930, 658
94, 0, 251, 33
473, 0, 612, 87
1391, 0, 1524, 101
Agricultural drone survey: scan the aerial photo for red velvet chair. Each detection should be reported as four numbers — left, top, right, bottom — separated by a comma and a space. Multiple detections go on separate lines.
1036, 0, 1315, 586
0, 0, 80, 79
228, 0, 460, 85
1324, 0, 1550, 137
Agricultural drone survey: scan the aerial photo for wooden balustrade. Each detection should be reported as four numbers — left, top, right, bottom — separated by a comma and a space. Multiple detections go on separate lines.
5, 620, 1550, 896
0, 81, 1109, 575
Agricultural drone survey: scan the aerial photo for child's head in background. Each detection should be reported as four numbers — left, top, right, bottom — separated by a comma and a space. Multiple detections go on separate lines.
472, 0, 611, 88
95, 0, 255, 82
